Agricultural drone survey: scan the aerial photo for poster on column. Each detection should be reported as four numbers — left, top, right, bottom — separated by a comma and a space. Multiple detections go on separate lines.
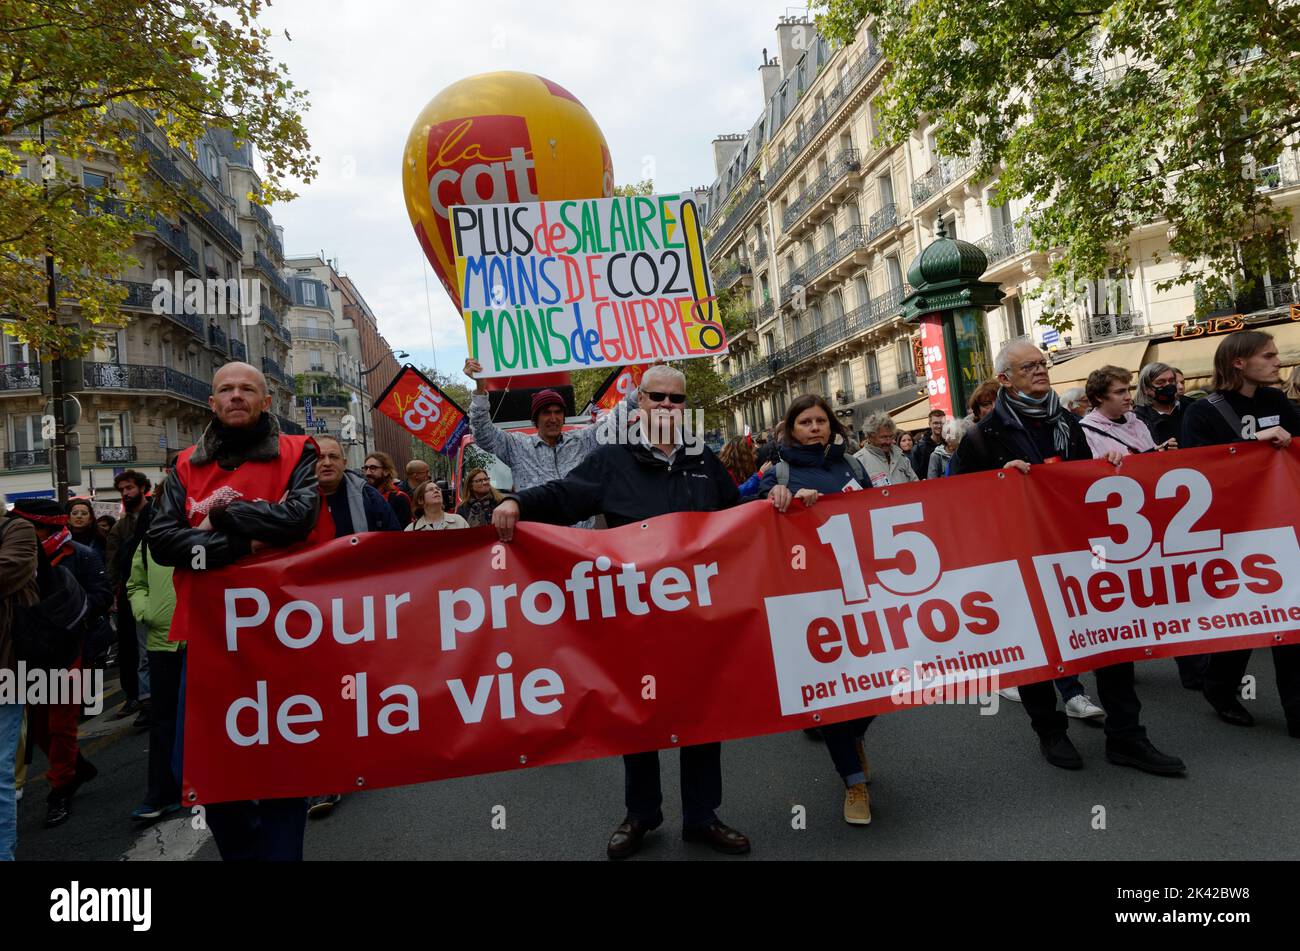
450, 194, 729, 377
177, 443, 1300, 804
919, 314, 954, 416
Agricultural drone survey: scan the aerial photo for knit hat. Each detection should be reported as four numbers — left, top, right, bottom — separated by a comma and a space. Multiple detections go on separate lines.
9, 498, 69, 526
530, 389, 565, 422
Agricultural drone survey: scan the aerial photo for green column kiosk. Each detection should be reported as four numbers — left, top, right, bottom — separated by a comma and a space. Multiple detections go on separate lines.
899, 221, 1004, 415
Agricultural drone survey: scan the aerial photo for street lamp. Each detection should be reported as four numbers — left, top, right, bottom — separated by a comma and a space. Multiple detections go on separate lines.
360, 351, 409, 376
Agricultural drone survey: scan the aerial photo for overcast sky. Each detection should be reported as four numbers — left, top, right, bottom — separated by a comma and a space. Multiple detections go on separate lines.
253, 0, 797, 384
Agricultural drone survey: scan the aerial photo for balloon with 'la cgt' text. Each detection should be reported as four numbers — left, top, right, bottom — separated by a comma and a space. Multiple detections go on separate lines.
402, 71, 613, 312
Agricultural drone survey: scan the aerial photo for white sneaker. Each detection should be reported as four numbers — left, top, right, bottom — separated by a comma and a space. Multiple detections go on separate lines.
1065, 694, 1106, 719
997, 686, 1021, 702
15, 787, 23, 802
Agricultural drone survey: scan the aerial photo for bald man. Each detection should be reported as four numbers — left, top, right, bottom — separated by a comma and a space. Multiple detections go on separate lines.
148, 361, 328, 861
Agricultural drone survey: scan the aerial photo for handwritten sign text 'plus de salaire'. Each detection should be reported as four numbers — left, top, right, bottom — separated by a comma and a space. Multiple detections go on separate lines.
451, 195, 729, 377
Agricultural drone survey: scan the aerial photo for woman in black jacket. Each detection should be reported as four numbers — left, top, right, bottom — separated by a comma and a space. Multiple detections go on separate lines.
758, 394, 877, 827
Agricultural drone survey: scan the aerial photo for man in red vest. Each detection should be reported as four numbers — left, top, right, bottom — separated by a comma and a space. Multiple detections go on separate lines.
147, 361, 329, 861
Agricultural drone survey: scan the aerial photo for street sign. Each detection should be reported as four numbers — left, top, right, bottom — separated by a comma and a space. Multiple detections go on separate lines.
158, 435, 167, 449
1042, 329, 1060, 345
44, 395, 82, 428
304, 397, 314, 426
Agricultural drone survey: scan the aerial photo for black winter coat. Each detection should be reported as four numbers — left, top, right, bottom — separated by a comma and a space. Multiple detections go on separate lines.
514, 442, 739, 528
950, 398, 1091, 474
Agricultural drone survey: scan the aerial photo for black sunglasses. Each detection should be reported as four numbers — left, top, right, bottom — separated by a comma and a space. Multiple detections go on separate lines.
643, 391, 686, 404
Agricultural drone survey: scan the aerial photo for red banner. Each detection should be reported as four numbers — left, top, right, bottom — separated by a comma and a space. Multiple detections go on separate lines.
372, 365, 469, 457
180, 444, 1300, 803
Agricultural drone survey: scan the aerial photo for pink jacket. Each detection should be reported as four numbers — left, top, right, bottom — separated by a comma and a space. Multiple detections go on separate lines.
1080, 408, 1156, 457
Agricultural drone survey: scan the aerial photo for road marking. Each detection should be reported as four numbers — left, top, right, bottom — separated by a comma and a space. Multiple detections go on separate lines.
121, 813, 211, 862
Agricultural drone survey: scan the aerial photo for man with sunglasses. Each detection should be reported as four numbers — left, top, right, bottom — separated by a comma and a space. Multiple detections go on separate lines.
464, 359, 638, 528
951, 340, 1186, 777
491, 364, 748, 860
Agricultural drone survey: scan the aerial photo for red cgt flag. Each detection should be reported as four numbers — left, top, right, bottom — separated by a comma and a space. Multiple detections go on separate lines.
373, 365, 469, 457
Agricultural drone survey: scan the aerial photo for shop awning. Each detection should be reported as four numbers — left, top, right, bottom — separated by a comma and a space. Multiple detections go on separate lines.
1145, 318, 1300, 390
889, 396, 934, 430
1049, 338, 1151, 392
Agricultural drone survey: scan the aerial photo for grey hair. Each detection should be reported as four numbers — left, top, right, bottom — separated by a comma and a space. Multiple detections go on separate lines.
641, 364, 686, 391
993, 336, 1037, 374
942, 416, 972, 444
1061, 386, 1086, 407
863, 410, 896, 435
1136, 362, 1177, 405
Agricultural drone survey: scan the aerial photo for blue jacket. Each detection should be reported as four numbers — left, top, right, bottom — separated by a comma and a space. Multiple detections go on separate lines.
757, 438, 865, 497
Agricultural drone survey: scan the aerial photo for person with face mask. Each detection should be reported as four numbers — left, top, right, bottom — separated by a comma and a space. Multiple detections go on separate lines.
1134, 362, 1185, 447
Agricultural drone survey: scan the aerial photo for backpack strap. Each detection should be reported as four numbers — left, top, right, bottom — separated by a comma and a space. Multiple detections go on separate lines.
1079, 423, 1145, 455
1207, 392, 1246, 439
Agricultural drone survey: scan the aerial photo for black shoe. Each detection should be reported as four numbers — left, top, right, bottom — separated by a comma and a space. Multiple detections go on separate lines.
1106, 736, 1186, 776
681, 819, 751, 855
133, 699, 153, 730
1208, 697, 1255, 727
1038, 733, 1083, 770
113, 699, 139, 719
607, 814, 662, 860
802, 728, 824, 742
44, 797, 71, 828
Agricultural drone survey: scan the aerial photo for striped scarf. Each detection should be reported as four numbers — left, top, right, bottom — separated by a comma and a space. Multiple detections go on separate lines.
997, 386, 1073, 457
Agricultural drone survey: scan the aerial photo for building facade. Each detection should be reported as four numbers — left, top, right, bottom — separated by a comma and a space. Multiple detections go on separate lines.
335, 275, 412, 470
705, 14, 1300, 437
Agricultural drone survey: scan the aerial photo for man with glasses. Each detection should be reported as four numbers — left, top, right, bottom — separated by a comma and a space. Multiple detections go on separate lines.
951, 340, 1186, 776
463, 358, 636, 528
491, 364, 749, 860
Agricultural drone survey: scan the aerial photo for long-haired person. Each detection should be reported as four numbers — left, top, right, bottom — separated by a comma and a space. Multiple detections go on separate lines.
456, 467, 503, 527
408, 480, 469, 531
718, 436, 761, 500
757, 394, 877, 825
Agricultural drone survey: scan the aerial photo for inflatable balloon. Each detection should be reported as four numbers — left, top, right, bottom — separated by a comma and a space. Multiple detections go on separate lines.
402, 71, 614, 315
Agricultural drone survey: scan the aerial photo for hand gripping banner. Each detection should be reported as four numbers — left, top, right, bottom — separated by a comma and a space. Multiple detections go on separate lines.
179, 444, 1300, 803
372, 365, 469, 457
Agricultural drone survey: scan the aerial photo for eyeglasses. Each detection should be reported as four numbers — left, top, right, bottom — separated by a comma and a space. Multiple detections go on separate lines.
643, 391, 686, 404
362, 464, 383, 471
1013, 360, 1049, 374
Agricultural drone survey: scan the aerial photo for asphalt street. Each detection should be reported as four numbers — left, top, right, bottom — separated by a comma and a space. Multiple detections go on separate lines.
15, 657, 1300, 861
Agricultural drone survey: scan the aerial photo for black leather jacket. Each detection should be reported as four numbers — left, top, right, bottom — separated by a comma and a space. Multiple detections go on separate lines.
147, 417, 321, 570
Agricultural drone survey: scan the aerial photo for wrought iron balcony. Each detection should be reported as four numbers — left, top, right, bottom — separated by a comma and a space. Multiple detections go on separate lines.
1088, 312, 1138, 341
306, 394, 353, 409
81, 362, 211, 405
866, 380, 883, 397
292, 326, 342, 344
867, 202, 898, 242
255, 251, 292, 303
150, 216, 200, 272
782, 149, 861, 233
96, 445, 137, 464
260, 306, 292, 345
896, 369, 918, 390
974, 216, 1035, 268
1265, 281, 1299, 307
231, 338, 248, 361
802, 225, 869, 285
137, 134, 186, 187
911, 153, 981, 206
251, 202, 274, 231
714, 259, 751, 290
0, 364, 40, 391
780, 270, 807, 305
766, 46, 884, 184
208, 323, 228, 351
4, 449, 48, 468
262, 357, 288, 385
755, 299, 775, 322
1254, 150, 1300, 192
725, 360, 774, 392
197, 204, 243, 253
706, 179, 764, 257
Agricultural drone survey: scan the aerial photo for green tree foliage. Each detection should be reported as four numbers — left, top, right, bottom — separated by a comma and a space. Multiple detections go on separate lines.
613, 178, 655, 197
816, 0, 1300, 320
0, 0, 317, 351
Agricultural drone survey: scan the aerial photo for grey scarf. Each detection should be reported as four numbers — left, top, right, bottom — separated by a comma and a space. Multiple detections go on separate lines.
338, 470, 369, 534
998, 386, 1072, 457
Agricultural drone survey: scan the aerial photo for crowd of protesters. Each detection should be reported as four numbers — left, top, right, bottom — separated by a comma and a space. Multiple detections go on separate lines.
1, 328, 1297, 862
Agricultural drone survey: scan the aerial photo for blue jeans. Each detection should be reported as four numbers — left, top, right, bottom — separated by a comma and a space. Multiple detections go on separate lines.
0, 701, 23, 861
1055, 675, 1084, 703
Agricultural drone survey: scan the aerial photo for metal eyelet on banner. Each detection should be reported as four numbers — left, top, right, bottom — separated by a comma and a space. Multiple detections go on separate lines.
1229, 446, 1237, 454
641, 522, 648, 529
1144, 648, 1153, 655
812, 713, 822, 722
187, 792, 197, 802
1056, 665, 1064, 673
519, 755, 528, 765
670, 734, 678, 744
1276, 634, 1284, 642
355, 776, 365, 787
881, 489, 890, 497
997, 471, 1006, 479
349, 536, 359, 545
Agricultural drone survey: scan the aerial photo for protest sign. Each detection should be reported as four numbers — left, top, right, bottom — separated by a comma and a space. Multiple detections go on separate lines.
451, 195, 728, 377
373, 365, 469, 457
177, 443, 1300, 803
